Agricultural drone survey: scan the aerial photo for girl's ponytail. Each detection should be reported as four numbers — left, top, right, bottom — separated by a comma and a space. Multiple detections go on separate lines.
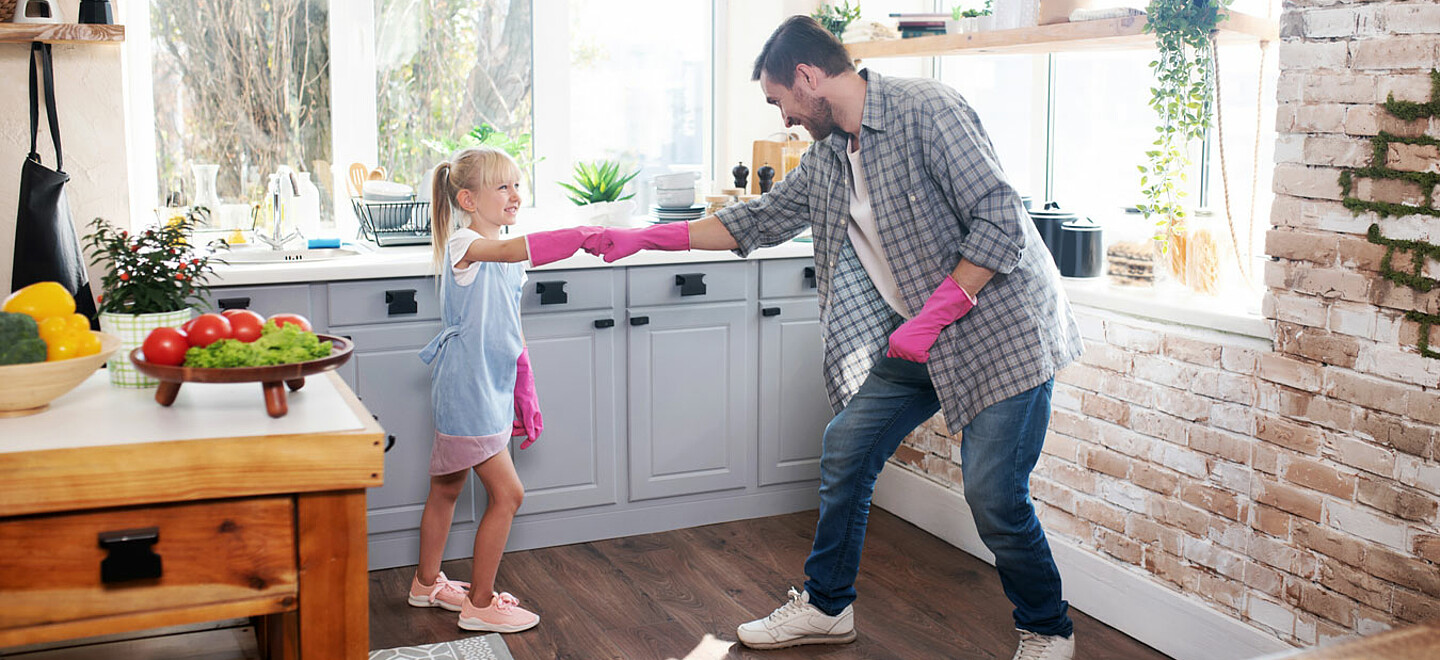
430, 161, 453, 273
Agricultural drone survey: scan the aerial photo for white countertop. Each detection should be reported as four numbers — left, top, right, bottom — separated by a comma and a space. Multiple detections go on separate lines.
211, 220, 815, 287
0, 372, 363, 453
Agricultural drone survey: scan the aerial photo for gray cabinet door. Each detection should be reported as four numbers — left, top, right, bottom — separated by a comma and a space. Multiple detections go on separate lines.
515, 311, 621, 515
344, 322, 476, 536
757, 298, 831, 485
627, 302, 753, 501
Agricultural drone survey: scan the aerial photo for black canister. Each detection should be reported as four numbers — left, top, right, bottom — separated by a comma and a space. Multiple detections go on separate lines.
1027, 202, 1076, 267
1058, 217, 1104, 278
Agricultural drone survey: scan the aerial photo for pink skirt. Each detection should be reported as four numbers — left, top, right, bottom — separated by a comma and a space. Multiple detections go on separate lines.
430, 430, 513, 476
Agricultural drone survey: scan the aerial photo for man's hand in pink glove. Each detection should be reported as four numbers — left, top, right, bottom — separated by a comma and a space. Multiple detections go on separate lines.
593, 222, 691, 263
512, 348, 543, 449
525, 226, 606, 267
885, 276, 976, 363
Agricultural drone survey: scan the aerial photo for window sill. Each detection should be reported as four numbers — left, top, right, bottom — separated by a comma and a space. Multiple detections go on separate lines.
1061, 276, 1271, 340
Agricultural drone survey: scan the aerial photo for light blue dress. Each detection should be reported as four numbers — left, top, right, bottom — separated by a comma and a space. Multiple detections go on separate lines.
418, 234, 526, 475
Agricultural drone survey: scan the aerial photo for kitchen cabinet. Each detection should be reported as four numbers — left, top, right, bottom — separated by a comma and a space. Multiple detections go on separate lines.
206, 283, 319, 321
758, 258, 829, 486
515, 269, 622, 515
207, 255, 830, 570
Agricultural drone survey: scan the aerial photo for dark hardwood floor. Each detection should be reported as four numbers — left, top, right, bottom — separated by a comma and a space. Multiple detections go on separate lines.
370, 509, 1171, 660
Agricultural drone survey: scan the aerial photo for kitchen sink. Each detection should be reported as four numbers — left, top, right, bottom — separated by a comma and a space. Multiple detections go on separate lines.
220, 247, 366, 264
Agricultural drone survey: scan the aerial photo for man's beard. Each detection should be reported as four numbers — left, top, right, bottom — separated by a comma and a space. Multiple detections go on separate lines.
796, 94, 840, 141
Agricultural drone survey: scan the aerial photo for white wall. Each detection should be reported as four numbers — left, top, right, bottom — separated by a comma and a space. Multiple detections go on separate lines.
0, 0, 130, 296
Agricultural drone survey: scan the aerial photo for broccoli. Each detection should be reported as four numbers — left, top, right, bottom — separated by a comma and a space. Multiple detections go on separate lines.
0, 311, 47, 366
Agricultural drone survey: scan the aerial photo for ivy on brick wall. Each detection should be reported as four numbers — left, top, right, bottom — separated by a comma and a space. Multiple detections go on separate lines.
1344, 69, 1440, 359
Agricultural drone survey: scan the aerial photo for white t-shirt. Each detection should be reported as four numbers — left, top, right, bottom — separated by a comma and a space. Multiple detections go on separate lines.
448, 227, 483, 286
845, 142, 910, 318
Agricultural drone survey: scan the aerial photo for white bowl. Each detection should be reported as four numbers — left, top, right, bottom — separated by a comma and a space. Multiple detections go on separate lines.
655, 188, 696, 209
653, 171, 700, 189
361, 180, 415, 201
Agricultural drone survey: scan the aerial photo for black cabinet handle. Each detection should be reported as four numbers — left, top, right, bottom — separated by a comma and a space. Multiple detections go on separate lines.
218, 296, 251, 310
594, 318, 615, 329
385, 435, 396, 452
762, 307, 781, 317
675, 273, 707, 296
536, 281, 568, 305
99, 527, 162, 584
385, 289, 418, 316
630, 315, 650, 326
802, 266, 817, 289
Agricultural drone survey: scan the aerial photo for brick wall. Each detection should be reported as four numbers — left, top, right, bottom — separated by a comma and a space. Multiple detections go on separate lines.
894, 0, 1440, 648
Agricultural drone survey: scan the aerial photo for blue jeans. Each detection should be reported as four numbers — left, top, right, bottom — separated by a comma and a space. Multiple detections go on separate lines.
802, 357, 1072, 637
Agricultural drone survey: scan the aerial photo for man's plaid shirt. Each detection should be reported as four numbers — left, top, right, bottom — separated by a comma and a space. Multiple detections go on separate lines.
717, 69, 1083, 433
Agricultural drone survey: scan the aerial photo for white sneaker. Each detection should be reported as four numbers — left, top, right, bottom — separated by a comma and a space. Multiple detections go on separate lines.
1013, 629, 1075, 660
736, 587, 856, 649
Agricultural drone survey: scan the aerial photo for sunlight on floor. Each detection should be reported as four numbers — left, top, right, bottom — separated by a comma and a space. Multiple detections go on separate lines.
670, 633, 735, 660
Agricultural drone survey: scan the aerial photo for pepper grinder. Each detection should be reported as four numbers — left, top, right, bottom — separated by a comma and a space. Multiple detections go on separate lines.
78, 0, 113, 24
757, 164, 775, 194
731, 162, 749, 190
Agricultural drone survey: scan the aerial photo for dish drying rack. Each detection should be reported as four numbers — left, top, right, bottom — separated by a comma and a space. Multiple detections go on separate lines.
349, 198, 431, 246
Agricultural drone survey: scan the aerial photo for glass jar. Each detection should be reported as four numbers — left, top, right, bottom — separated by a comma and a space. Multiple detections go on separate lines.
1183, 212, 1239, 296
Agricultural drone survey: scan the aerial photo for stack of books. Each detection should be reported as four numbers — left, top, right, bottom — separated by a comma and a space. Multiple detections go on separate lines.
890, 12, 950, 38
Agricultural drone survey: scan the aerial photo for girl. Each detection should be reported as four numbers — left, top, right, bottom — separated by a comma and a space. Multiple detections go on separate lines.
413, 146, 601, 632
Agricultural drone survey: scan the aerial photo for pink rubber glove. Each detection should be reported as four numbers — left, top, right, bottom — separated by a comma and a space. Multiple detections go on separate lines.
512, 348, 543, 449
885, 276, 976, 363
525, 226, 606, 267
595, 222, 691, 263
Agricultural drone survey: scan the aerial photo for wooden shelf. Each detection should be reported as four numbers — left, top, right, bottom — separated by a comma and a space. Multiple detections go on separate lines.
845, 11, 1277, 60
0, 23, 125, 45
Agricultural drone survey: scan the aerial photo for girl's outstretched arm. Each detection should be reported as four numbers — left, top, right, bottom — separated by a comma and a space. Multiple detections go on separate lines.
456, 235, 530, 267
455, 226, 604, 267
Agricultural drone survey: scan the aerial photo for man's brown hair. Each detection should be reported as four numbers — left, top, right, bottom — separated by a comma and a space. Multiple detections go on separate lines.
751, 15, 855, 88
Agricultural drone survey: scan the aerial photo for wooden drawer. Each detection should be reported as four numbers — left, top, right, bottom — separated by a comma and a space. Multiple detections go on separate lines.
627, 262, 750, 307
207, 284, 313, 320
328, 277, 441, 326
0, 497, 297, 632
521, 269, 616, 314
759, 258, 819, 299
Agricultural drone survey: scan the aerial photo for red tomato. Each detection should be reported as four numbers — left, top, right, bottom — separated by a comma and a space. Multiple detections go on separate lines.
180, 317, 198, 334
187, 313, 232, 348
142, 327, 189, 366
222, 309, 264, 343
268, 313, 312, 332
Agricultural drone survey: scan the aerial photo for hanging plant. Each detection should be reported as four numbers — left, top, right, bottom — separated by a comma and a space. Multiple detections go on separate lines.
1136, 0, 1230, 276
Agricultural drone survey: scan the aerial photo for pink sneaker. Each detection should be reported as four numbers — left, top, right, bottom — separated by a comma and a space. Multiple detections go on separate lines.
459, 591, 539, 633
408, 572, 470, 612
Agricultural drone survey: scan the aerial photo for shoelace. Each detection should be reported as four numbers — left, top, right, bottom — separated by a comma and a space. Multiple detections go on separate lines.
426, 573, 471, 601
493, 591, 520, 612
1014, 630, 1055, 660
765, 587, 807, 623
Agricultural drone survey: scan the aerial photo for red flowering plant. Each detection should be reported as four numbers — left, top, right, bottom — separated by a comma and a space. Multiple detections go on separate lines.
84, 214, 219, 314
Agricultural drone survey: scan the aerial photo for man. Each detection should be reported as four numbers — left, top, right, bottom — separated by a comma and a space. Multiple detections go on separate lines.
591, 15, 1083, 660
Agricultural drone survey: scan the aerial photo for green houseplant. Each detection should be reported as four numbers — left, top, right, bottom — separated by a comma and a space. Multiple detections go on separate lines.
813, 1, 861, 41
1136, 0, 1230, 284
85, 214, 217, 387
558, 160, 639, 206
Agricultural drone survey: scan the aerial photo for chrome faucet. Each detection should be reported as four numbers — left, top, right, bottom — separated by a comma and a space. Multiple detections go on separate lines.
256, 173, 301, 250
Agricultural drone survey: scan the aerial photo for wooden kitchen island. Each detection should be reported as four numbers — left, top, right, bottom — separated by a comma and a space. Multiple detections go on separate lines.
0, 371, 384, 659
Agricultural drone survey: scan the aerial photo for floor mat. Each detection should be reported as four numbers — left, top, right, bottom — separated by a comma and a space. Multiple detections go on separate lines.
369, 635, 513, 660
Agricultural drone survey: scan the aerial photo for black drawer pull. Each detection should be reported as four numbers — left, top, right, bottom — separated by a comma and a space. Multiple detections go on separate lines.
218, 297, 251, 310
675, 273, 707, 296
802, 266, 817, 289
536, 281, 568, 305
630, 315, 650, 326
762, 307, 782, 317
594, 318, 615, 329
385, 435, 396, 452
385, 289, 418, 316
99, 527, 162, 584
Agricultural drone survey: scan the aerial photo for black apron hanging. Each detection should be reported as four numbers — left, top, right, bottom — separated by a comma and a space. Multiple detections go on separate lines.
11, 42, 98, 323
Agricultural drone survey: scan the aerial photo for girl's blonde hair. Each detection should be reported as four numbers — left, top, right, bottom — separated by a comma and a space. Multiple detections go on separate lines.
430, 146, 522, 272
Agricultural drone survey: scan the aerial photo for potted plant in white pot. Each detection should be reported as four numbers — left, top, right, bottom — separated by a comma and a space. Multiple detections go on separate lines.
84, 214, 217, 387
559, 159, 640, 227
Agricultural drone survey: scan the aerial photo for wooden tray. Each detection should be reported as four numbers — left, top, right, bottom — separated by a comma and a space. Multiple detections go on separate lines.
128, 335, 354, 418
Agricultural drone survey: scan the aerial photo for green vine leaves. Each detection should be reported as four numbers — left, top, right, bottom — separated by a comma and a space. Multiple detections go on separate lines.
1138, 0, 1231, 251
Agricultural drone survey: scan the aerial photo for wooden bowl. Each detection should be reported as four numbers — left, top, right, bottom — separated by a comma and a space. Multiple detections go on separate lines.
0, 332, 123, 418
128, 334, 354, 418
